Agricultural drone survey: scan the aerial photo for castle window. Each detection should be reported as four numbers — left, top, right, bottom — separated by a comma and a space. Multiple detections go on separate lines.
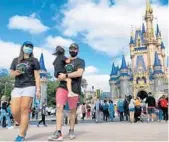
136, 77, 140, 84
142, 77, 146, 83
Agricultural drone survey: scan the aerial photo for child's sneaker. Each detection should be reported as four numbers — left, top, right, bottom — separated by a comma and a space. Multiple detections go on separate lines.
68, 92, 78, 97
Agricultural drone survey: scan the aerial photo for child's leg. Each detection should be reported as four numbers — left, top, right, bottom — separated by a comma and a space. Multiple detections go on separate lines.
65, 78, 72, 93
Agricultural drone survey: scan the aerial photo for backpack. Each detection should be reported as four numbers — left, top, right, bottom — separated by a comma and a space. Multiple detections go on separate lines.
160, 99, 168, 108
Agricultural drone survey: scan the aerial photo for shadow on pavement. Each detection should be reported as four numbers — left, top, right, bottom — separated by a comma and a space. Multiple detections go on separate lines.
26, 132, 52, 141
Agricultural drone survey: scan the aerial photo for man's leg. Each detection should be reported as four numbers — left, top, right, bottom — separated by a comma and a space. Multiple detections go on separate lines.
68, 96, 78, 139
48, 88, 68, 141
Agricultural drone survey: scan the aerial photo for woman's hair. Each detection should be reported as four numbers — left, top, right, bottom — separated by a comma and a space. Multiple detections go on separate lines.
54, 46, 65, 56
18, 41, 34, 63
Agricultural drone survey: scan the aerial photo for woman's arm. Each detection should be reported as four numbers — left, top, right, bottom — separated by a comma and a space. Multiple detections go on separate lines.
34, 70, 41, 90
10, 70, 21, 78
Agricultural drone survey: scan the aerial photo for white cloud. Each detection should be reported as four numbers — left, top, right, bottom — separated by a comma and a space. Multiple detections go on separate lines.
0, 40, 55, 72
45, 36, 73, 49
84, 74, 110, 92
8, 14, 49, 34
61, 0, 168, 60
85, 66, 99, 75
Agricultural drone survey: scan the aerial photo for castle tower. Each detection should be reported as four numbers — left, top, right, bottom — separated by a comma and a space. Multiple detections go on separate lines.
119, 55, 129, 98
109, 63, 119, 99
39, 52, 48, 107
153, 52, 164, 99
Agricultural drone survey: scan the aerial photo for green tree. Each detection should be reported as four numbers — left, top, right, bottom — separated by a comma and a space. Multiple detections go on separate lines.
0, 76, 14, 99
47, 80, 60, 107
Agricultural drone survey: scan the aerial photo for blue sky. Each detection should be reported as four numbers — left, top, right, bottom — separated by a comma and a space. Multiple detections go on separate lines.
0, 0, 168, 91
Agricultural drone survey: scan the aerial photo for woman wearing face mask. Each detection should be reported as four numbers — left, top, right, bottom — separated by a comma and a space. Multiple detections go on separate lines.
10, 41, 40, 141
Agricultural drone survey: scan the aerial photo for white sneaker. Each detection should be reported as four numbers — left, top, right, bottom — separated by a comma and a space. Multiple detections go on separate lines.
68, 92, 78, 97
8, 126, 14, 129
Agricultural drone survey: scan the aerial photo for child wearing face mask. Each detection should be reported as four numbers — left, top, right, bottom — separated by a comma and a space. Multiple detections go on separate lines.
53, 46, 78, 97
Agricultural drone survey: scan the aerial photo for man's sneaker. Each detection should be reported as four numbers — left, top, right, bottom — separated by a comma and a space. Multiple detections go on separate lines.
68, 92, 78, 97
48, 131, 63, 141
69, 129, 76, 139
15, 135, 25, 141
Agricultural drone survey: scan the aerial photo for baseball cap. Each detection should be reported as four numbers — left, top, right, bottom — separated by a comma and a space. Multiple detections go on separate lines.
23, 41, 34, 48
69, 43, 79, 50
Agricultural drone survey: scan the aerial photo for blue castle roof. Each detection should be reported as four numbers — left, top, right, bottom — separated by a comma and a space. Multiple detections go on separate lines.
161, 42, 165, 49
110, 63, 117, 76
120, 55, 128, 70
135, 29, 145, 44
142, 23, 145, 33
39, 53, 47, 71
156, 24, 161, 37
154, 52, 161, 67
153, 52, 163, 75
135, 55, 146, 72
129, 36, 134, 44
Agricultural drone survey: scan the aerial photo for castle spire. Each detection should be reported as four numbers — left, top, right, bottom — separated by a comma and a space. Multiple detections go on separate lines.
39, 52, 47, 71
110, 62, 117, 75
146, 0, 151, 12
154, 52, 161, 67
129, 26, 134, 45
120, 55, 128, 70
142, 23, 145, 33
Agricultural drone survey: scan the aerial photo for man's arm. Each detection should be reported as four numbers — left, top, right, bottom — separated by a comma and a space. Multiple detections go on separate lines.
68, 68, 84, 78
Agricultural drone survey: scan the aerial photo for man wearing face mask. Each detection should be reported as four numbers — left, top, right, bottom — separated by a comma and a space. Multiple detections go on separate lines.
48, 43, 85, 141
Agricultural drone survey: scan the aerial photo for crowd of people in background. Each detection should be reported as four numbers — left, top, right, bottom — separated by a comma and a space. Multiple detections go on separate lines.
79, 92, 168, 123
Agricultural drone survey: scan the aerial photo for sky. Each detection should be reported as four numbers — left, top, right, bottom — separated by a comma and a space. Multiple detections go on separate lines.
0, 0, 168, 92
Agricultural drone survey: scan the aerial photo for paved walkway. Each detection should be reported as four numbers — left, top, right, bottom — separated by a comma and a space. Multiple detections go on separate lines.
0, 121, 168, 141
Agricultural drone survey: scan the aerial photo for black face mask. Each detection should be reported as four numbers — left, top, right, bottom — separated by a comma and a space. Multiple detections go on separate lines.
69, 51, 78, 57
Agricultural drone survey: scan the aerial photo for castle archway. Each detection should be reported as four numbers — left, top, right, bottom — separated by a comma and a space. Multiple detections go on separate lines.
137, 90, 148, 100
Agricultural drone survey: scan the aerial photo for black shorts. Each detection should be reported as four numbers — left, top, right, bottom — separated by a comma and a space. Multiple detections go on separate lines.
147, 107, 155, 114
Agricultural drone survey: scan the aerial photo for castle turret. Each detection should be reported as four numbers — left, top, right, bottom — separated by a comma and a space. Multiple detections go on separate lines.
153, 52, 164, 99
145, 0, 154, 40
119, 55, 129, 98
109, 63, 118, 99
129, 28, 135, 60
39, 52, 48, 107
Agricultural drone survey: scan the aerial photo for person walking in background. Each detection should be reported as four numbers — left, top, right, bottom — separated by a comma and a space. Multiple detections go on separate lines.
81, 103, 86, 121
145, 92, 156, 122
123, 96, 129, 122
134, 97, 142, 123
0, 96, 13, 129
157, 97, 163, 122
128, 96, 135, 123
86, 104, 91, 119
159, 95, 168, 122
37, 102, 47, 127
103, 100, 109, 122
117, 96, 124, 121
95, 98, 102, 123
108, 100, 114, 122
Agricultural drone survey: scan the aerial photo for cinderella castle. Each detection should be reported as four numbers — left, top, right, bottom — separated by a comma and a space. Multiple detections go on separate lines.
109, 0, 168, 100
